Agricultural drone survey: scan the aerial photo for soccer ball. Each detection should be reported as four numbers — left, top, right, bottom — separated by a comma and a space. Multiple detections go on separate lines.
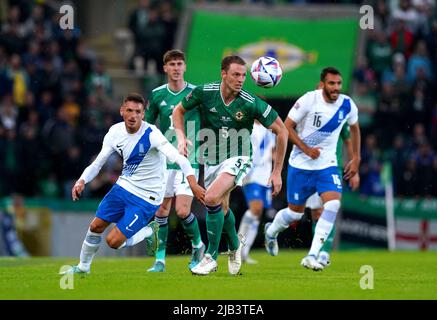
250, 56, 282, 88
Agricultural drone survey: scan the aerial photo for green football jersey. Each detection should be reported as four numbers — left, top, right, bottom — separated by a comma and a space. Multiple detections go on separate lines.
337, 123, 351, 177
146, 82, 200, 169
182, 82, 278, 165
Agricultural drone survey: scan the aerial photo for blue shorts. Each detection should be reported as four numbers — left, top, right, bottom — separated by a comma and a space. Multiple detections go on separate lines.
95, 184, 160, 239
243, 183, 272, 209
286, 165, 342, 205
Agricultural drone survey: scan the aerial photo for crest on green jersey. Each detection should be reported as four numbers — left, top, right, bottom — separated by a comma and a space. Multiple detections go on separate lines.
235, 111, 244, 121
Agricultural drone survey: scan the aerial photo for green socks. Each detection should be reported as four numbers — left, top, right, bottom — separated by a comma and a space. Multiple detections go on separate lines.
222, 208, 239, 251
180, 213, 202, 247
205, 204, 225, 260
155, 217, 168, 261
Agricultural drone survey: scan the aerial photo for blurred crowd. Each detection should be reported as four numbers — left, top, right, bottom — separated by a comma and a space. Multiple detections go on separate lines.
0, 0, 436, 200
353, 0, 437, 198
0, 1, 122, 198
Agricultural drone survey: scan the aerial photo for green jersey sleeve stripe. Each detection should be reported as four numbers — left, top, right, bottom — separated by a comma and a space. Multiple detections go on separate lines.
263, 105, 272, 118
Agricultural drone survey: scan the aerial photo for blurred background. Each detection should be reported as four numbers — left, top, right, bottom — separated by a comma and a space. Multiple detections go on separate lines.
0, 0, 436, 258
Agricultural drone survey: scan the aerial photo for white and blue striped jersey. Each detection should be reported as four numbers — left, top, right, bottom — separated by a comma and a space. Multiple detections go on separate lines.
243, 122, 275, 186
79, 121, 194, 205
287, 89, 358, 170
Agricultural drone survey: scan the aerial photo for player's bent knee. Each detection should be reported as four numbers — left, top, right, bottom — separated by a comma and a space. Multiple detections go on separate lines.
156, 207, 170, 217
106, 237, 116, 249
288, 203, 305, 213
175, 207, 190, 218
204, 193, 220, 207
106, 236, 123, 249
249, 202, 263, 216
252, 207, 263, 217
324, 199, 341, 213
90, 221, 106, 233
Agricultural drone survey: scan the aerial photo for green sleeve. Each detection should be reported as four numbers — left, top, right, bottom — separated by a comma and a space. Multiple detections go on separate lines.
181, 86, 203, 111
254, 97, 279, 128
340, 123, 351, 141
145, 94, 159, 124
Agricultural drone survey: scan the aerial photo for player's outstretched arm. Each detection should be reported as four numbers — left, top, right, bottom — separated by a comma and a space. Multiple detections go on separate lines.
344, 122, 361, 181
186, 175, 205, 205
284, 117, 321, 159
71, 136, 115, 201
267, 116, 288, 197
156, 135, 205, 204
172, 102, 188, 156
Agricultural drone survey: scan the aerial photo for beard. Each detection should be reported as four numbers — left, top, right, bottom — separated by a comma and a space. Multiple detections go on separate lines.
323, 88, 339, 102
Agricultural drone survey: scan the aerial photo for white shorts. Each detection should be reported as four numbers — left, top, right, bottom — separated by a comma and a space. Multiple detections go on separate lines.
164, 168, 200, 198
306, 192, 323, 210
204, 156, 252, 189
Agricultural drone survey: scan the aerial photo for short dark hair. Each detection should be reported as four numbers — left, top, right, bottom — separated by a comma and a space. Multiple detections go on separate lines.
221, 55, 246, 71
320, 67, 341, 81
124, 93, 146, 108
163, 49, 185, 64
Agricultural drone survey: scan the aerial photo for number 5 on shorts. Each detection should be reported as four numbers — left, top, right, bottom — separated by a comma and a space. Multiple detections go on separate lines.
235, 158, 243, 168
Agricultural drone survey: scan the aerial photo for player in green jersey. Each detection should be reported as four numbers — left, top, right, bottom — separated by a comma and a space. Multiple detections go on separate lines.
173, 55, 288, 275
145, 50, 205, 272
305, 123, 360, 267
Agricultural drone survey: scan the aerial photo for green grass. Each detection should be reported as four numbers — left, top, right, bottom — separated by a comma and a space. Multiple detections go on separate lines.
1, 250, 436, 300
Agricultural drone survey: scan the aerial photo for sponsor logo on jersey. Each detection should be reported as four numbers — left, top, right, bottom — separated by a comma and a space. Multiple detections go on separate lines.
221, 116, 232, 122
209, 107, 217, 113
160, 101, 167, 106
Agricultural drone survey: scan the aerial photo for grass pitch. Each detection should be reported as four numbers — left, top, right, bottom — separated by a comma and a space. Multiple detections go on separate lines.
1, 250, 436, 300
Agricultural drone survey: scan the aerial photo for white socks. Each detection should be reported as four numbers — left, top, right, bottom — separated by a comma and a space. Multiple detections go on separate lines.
308, 200, 340, 257
267, 207, 303, 238
238, 210, 260, 258
308, 218, 334, 256
78, 224, 155, 271
78, 229, 102, 272
118, 225, 153, 249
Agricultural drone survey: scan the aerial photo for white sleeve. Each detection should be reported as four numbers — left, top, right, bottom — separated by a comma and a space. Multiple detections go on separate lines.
287, 92, 310, 123
347, 98, 359, 125
79, 131, 115, 184
152, 129, 195, 177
